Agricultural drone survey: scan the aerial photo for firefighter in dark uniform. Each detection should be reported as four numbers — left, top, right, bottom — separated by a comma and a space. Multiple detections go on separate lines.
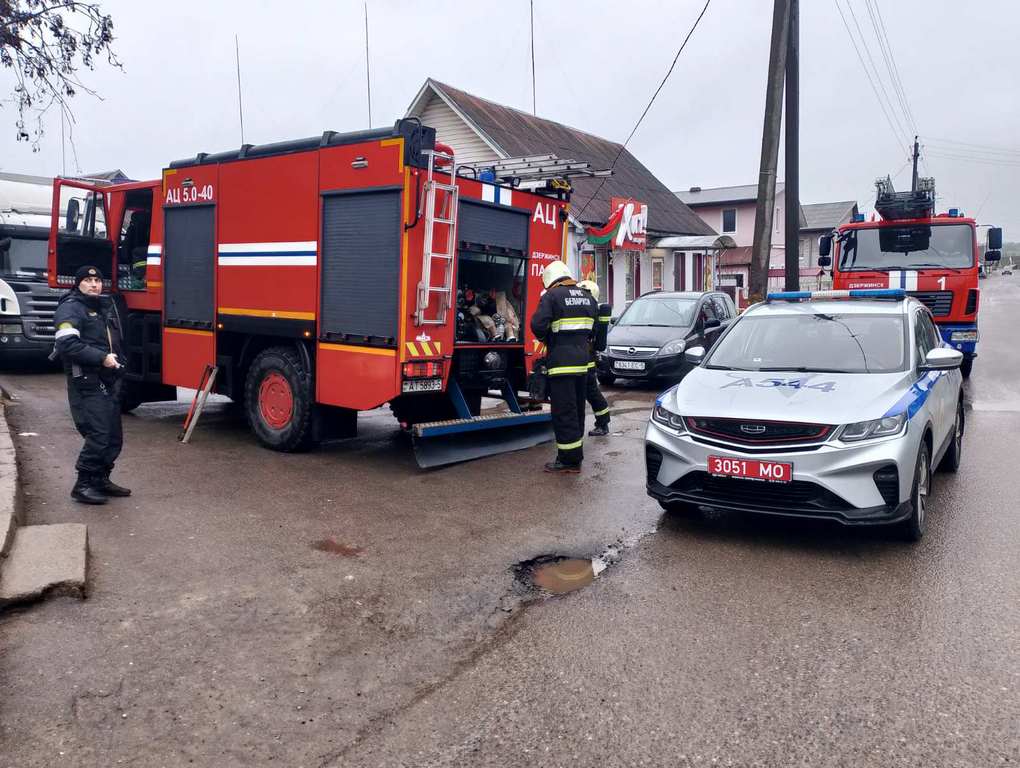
577, 280, 612, 436
53, 265, 131, 505
531, 261, 599, 474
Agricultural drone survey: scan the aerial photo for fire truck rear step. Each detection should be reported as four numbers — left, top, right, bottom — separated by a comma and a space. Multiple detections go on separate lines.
411, 410, 553, 469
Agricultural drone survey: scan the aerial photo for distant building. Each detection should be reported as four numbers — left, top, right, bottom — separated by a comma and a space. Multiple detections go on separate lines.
676, 184, 858, 304
406, 79, 715, 309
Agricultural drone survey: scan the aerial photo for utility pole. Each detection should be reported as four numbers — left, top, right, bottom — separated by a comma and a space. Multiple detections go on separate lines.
234, 35, 245, 145
783, 0, 799, 291
750, 0, 792, 303
910, 135, 919, 192
364, 2, 373, 128
530, 0, 537, 115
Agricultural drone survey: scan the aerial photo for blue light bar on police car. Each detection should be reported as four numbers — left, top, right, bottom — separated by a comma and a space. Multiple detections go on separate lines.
766, 289, 907, 302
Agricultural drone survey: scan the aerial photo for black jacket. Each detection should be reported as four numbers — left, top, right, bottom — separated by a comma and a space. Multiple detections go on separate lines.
530, 280, 598, 375
53, 290, 124, 383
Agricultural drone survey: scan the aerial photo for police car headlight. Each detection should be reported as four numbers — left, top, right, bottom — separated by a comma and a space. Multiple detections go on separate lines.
839, 413, 906, 442
652, 403, 687, 433
657, 339, 686, 357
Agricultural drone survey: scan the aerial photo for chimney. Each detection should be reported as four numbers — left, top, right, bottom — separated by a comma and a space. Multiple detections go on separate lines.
689, 186, 702, 193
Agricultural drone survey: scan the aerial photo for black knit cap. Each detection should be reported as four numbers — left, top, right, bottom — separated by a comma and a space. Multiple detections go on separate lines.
74, 265, 103, 288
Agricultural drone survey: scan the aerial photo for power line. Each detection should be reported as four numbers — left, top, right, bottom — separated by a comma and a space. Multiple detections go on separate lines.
864, 0, 917, 134
924, 139, 1020, 160
871, 0, 918, 130
923, 136, 1020, 155
843, 0, 910, 141
832, 0, 907, 152
926, 150, 1020, 168
574, 0, 712, 221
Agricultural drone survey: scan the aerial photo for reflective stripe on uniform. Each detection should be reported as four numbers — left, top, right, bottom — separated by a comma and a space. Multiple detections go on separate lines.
556, 438, 584, 451
550, 317, 595, 332
55, 327, 81, 339
594, 407, 610, 416
598, 316, 612, 322
548, 364, 590, 375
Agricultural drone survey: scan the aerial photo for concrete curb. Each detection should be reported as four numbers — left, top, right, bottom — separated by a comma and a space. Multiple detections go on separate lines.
0, 390, 20, 559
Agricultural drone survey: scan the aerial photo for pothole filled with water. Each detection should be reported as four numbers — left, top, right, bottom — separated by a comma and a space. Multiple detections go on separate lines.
512, 534, 648, 598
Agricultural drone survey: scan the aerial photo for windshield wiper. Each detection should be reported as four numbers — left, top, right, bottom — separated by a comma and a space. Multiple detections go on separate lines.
904, 263, 963, 272
755, 366, 849, 373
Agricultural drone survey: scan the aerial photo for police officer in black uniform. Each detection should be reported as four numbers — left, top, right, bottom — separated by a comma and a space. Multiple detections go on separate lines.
577, 280, 612, 436
53, 265, 131, 505
531, 261, 599, 474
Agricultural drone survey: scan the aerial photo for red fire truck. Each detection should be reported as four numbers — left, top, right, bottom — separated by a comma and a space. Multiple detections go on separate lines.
48, 119, 579, 466
818, 175, 1002, 378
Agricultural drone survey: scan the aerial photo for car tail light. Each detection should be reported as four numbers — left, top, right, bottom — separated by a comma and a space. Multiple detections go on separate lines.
402, 361, 444, 379
965, 289, 978, 315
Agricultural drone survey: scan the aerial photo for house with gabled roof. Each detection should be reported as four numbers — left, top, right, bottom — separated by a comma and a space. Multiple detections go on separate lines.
406, 79, 720, 310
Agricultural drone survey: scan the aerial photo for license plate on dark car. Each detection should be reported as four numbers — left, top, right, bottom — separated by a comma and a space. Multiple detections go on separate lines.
707, 455, 792, 483
614, 360, 645, 371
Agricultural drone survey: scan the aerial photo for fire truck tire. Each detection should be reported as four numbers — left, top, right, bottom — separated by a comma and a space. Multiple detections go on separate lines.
960, 357, 973, 379
245, 346, 315, 452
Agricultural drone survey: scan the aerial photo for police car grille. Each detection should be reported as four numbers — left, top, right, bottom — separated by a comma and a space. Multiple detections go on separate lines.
686, 417, 833, 446
908, 291, 953, 317
675, 472, 851, 511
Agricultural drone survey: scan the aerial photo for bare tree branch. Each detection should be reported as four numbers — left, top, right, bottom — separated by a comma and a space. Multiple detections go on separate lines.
1, 0, 120, 151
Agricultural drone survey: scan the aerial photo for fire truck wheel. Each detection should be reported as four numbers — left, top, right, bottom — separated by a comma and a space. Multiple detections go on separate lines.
245, 346, 315, 452
960, 357, 973, 379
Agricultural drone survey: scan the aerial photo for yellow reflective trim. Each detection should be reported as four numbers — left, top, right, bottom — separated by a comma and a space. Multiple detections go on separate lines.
548, 364, 589, 375
594, 407, 611, 416
556, 438, 584, 450
420, 341, 433, 356
319, 343, 396, 357
434, 340, 442, 355
598, 316, 612, 322
58, 322, 75, 330
218, 307, 315, 321
550, 317, 595, 332
406, 341, 419, 357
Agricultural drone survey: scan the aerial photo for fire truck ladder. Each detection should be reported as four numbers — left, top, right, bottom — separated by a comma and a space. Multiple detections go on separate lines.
416, 147, 459, 326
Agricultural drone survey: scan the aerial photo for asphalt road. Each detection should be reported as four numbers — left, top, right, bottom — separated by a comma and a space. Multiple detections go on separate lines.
1, 277, 1018, 767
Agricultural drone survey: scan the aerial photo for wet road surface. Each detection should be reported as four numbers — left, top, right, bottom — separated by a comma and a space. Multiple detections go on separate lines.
1, 278, 1018, 767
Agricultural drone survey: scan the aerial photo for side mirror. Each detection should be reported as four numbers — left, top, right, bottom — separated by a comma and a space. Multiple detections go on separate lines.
985, 250, 1002, 262
703, 317, 721, 330
920, 347, 963, 371
987, 227, 1003, 250
684, 346, 706, 365
817, 255, 832, 268
65, 198, 80, 232
818, 234, 832, 257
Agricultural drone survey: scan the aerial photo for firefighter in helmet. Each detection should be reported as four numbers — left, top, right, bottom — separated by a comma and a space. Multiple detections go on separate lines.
53, 265, 131, 504
531, 261, 599, 473
577, 280, 612, 436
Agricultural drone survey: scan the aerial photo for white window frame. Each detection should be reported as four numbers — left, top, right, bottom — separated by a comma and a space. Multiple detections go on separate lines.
651, 256, 664, 291
721, 208, 737, 234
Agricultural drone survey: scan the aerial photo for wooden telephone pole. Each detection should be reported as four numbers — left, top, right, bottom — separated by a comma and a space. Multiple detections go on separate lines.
750, 0, 792, 302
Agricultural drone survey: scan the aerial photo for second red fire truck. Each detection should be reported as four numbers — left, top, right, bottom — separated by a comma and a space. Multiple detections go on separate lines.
819, 175, 1002, 378
48, 119, 582, 466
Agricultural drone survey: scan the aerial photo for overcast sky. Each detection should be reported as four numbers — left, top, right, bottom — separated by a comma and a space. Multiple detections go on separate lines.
3, 0, 1018, 236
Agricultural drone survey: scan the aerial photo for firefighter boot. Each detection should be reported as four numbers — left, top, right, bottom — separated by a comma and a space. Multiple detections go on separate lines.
544, 460, 581, 474
588, 423, 610, 437
71, 475, 108, 505
96, 475, 132, 497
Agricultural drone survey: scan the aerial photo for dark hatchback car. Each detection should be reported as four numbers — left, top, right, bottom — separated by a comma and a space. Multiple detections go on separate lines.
596, 291, 736, 385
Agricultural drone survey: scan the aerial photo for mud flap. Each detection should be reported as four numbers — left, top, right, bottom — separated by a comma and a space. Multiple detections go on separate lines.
411, 411, 554, 469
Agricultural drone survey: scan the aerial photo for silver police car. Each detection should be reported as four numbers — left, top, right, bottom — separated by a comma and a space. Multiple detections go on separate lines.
645, 290, 965, 540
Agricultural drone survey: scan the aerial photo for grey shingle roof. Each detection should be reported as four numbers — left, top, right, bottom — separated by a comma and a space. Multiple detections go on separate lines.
801, 201, 858, 231
427, 80, 713, 236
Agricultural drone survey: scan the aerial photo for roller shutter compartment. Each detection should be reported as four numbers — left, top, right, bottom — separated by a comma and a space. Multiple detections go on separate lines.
458, 200, 529, 253
164, 205, 215, 329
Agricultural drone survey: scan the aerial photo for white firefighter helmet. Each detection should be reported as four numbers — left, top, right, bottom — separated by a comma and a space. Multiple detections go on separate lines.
577, 280, 600, 301
541, 260, 573, 289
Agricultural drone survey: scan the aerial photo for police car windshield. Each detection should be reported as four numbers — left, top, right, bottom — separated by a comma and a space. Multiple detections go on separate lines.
838, 223, 973, 271
617, 297, 697, 327
706, 312, 907, 374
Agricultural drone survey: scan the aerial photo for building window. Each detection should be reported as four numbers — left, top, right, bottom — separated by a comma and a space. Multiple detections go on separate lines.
651, 256, 663, 291
721, 208, 736, 234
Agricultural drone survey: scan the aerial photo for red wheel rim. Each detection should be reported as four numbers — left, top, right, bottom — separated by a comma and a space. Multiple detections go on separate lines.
259, 371, 293, 429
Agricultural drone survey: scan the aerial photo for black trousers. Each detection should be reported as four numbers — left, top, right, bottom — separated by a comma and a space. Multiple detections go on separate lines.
67, 377, 123, 479
549, 374, 587, 466
585, 369, 610, 427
